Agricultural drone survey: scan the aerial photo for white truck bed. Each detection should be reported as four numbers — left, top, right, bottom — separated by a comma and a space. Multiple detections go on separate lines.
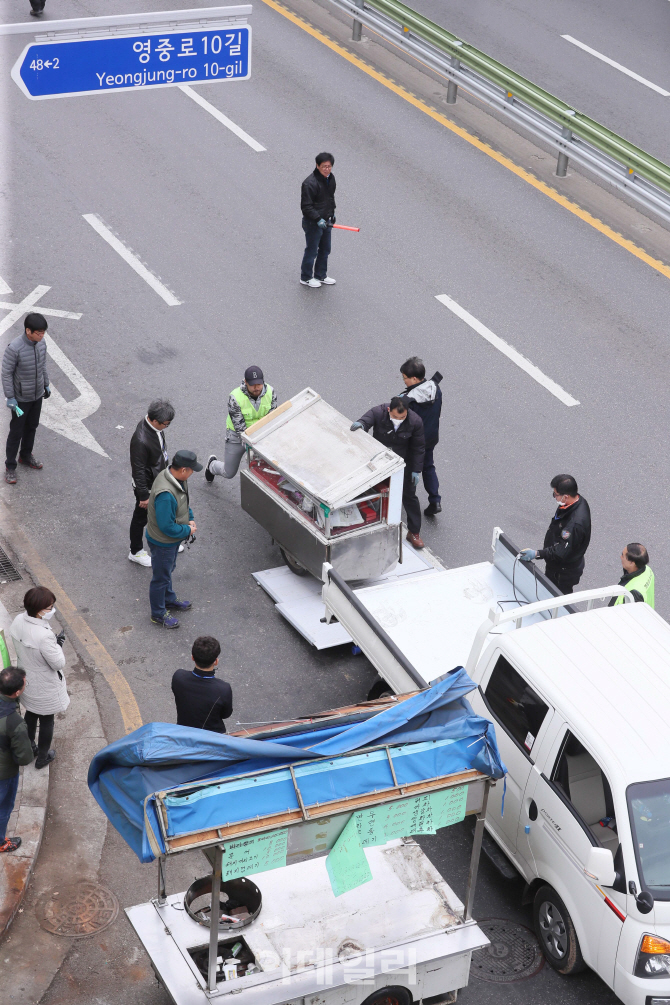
126, 839, 488, 1005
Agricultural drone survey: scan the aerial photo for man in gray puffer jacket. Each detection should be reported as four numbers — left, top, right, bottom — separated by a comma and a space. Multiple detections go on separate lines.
2, 312, 51, 484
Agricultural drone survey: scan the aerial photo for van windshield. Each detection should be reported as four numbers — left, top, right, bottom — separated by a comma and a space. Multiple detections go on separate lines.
628, 778, 670, 900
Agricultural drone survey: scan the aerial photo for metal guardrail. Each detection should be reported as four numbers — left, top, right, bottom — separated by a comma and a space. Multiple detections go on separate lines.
334, 0, 670, 225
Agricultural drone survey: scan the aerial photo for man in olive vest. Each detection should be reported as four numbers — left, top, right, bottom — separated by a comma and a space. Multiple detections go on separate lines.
609, 542, 655, 608
146, 450, 202, 629
205, 366, 277, 483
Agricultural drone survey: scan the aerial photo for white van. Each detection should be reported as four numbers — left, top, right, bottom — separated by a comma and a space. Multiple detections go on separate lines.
468, 599, 670, 1004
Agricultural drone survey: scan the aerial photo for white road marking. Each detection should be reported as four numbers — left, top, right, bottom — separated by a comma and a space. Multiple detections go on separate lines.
435, 294, 580, 407
42, 335, 109, 458
0, 300, 82, 321
82, 214, 182, 306
179, 84, 266, 152
0, 284, 52, 336
0, 278, 12, 295
0, 284, 108, 456
561, 36, 670, 96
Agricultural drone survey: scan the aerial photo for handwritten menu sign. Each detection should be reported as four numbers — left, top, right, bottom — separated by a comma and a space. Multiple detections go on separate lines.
325, 786, 468, 896
221, 828, 288, 881
326, 814, 373, 897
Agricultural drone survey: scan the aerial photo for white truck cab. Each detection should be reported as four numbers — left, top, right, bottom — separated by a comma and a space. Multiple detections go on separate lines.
466, 599, 670, 1004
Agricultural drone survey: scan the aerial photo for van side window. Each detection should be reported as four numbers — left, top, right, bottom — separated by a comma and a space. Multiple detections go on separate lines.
551, 731, 618, 852
483, 655, 549, 754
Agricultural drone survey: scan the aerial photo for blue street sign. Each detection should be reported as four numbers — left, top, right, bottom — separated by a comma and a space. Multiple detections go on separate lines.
11, 27, 251, 100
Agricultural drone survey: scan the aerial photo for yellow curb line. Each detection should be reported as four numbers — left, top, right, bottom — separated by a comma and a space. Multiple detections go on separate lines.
1, 503, 142, 734
260, 0, 670, 280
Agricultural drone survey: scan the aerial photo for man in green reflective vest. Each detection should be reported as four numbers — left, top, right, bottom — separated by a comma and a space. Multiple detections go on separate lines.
205, 366, 277, 482
609, 542, 655, 608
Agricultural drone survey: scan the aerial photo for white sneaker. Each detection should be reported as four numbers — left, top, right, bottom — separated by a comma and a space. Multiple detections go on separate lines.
128, 549, 152, 567
320, 276, 336, 285
300, 278, 321, 288
178, 543, 185, 553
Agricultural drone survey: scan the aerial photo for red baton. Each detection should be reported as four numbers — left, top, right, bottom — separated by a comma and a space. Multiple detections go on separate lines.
332, 224, 360, 232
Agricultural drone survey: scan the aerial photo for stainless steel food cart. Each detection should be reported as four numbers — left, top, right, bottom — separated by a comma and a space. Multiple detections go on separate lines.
240, 388, 405, 580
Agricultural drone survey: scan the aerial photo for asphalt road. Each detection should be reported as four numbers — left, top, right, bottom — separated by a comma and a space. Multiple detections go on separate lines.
408, 0, 670, 163
1, 0, 669, 1001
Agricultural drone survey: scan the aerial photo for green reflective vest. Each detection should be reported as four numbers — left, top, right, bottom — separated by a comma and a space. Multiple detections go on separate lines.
615, 566, 655, 608
226, 385, 273, 431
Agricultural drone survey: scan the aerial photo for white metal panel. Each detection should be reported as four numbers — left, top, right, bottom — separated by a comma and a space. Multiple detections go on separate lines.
277, 596, 352, 649
243, 389, 404, 508
353, 563, 546, 684
388, 469, 404, 525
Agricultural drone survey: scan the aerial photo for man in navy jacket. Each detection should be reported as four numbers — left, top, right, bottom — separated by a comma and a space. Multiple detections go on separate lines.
400, 357, 443, 516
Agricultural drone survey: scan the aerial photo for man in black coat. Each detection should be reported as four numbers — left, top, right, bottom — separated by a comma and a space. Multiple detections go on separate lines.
172, 636, 233, 733
351, 396, 426, 549
300, 152, 337, 289
520, 474, 592, 594
128, 399, 175, 566
399, 356, 443, 517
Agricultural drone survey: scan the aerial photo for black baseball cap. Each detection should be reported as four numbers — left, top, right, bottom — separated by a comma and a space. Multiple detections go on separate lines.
245, 366, 264, 384
171, 450, 203, 472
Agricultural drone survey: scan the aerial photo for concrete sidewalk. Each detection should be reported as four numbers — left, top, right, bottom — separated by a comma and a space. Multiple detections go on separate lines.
0, 536, 108, 1001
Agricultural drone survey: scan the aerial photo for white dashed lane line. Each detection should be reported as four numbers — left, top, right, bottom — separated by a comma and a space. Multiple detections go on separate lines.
82, 214, 182, 306
435, 294, 580, 407
561, 36, 670, 96
179, 84, 266, 151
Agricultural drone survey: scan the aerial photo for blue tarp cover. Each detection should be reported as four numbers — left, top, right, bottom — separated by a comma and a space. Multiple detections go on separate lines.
88, 670, 506, 862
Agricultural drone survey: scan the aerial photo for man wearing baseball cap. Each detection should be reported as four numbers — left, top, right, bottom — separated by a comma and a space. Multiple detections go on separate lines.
205, 366, 277, 482
146, 450, 202, 629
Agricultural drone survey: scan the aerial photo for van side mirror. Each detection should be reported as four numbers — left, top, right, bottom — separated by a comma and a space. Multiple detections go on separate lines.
584, 846, 616, 886
629, 881, 654, 914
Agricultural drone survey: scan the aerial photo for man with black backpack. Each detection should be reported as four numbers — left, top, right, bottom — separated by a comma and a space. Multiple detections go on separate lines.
171, 636, 233, 733
400, 357, 443, 516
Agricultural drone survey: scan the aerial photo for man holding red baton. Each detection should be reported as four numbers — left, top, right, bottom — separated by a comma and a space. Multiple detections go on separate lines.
300, 152, 337, 289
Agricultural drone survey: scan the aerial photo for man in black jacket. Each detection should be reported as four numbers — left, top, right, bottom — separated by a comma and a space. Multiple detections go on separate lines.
300, 152, 337, 289
171, 636, 233, 733
400, 357, 443, 517
351, 396, 426, 549
520, 474, 591, 593
128, 399, 175, 566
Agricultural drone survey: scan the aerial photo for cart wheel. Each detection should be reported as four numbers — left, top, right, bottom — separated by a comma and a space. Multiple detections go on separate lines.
359, 986, 412, 1005
280, 548, 308, 576
367, 678, 394, 701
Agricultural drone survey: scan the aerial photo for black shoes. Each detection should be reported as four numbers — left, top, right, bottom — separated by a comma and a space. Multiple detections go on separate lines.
35, 749, 55, 769
205, 454, 216, 483
424, 502, 442, 516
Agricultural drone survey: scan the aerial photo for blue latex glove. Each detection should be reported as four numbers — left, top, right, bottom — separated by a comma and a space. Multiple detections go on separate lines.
43, 385, 51, 399
411, 472, 421, 487
6, 398, 17, 410
15, 406, 23, 417
519, 549, 537, 562
350, 421, 364, 431
317, 218, 327, 229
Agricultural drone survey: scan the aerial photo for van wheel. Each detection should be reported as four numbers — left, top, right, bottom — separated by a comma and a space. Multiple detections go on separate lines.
367, 678, 394, 701
359, 986, 412, 1005
280, 548, 308, 576
533, 885, 585, 974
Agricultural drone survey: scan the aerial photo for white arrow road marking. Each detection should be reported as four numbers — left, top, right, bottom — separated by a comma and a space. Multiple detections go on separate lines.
0, 278, 12, 295
0, 285, 107, 457
42, 335, 109, 458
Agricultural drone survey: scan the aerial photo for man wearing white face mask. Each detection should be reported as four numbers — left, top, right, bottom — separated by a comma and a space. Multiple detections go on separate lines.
519, 474, 592, 594
10, 585, 68, 769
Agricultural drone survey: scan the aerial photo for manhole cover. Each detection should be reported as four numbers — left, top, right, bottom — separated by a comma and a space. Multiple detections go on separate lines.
37, 882, 119, 938
471, 919, 544, 982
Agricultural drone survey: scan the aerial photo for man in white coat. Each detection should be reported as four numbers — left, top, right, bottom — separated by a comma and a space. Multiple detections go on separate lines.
10, 585, 68, 769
